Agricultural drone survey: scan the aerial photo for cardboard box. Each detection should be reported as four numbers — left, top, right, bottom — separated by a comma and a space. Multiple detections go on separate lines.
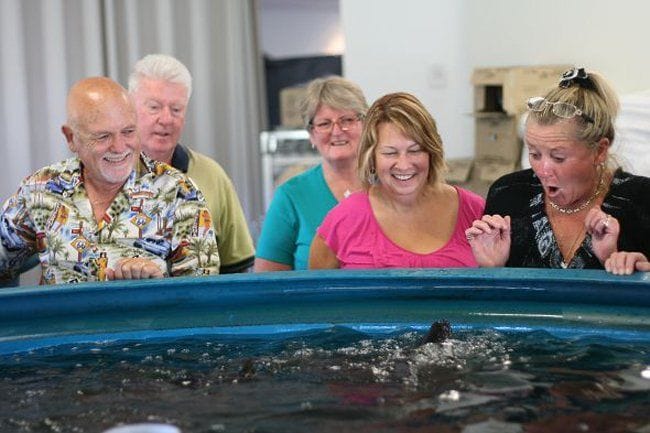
472, 67, 509, 113
280, 86, 308, 128
445, 158, 473, 184
475, 115, 520, 162
471, 67, 509, 86
467, 64, 573, 185
474, 159, 518, 183
472, 65, 570, 116
502, 66, 571, 115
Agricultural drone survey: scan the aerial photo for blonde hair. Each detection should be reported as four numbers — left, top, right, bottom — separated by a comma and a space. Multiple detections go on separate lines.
299, 76, 368, 129
358, 92, 446, 188
527, 68, 619, 147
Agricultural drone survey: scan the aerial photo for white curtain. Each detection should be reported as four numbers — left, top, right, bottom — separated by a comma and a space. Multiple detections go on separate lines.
0, 0, 265, 229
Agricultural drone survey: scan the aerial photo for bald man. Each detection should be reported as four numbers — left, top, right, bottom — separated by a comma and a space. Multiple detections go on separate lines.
0, 77, 220, 285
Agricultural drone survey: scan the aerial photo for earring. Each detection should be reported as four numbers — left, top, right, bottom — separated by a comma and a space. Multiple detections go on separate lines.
368, 167, 378, 184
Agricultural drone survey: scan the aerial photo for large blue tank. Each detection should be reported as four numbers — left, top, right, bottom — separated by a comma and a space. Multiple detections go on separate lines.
1, 268, 649, 354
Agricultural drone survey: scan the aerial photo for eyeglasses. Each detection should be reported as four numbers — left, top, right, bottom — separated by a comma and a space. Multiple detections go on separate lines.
527, 96, 594, 124
310, 114, 362, 134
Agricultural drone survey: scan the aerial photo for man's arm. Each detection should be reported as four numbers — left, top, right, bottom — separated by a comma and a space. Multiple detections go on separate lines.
169, 199, 220, 276
215, 178, 255, 273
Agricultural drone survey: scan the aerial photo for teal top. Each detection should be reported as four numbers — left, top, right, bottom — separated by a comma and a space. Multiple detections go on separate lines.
256, 164, 337, 270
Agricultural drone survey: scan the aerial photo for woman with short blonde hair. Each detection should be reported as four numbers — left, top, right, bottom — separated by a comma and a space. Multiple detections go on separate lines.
310, 92, 485, 269
466, 67, 650, 272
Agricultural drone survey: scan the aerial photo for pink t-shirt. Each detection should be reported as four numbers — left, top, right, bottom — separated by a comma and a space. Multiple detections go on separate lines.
316, 187, 485, 269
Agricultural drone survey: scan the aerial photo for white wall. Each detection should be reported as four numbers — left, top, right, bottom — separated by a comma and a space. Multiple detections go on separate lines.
257, 0, 343, 58
465, 0, 650, 94
342, 0, 472, 159
342, 0, 650, 160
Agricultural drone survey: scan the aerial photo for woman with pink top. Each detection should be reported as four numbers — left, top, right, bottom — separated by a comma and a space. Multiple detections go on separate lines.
309, 92, 485, 269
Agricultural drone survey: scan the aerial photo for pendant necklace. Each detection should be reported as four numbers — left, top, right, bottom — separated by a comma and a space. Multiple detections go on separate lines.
551, 170, 605, 267
559, 227, 586, 269
343, 189, 352, 199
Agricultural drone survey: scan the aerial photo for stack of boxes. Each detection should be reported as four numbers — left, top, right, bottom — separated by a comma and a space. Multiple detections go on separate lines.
279, 85, 308, 129
469, 65, 570, 183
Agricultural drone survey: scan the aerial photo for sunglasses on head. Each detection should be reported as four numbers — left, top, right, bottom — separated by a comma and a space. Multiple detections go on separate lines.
527, 96, 594, 124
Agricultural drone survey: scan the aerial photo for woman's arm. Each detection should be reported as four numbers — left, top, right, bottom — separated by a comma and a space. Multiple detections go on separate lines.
255, 187, 299, 271
254, 257, 293, 272
309, 235, 340, 269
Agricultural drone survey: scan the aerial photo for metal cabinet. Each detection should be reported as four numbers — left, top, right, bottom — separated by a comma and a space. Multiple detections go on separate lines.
259, 130, 320, 210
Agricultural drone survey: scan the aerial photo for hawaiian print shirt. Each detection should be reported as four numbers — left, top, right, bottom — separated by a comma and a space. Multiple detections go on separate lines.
0, 155, 220, 284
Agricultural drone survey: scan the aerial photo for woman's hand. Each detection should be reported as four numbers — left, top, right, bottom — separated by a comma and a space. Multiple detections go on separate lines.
605, 251, 650, 275
465, 215, 511, 267
585, 207, 619, 265
105, 257, 164, 280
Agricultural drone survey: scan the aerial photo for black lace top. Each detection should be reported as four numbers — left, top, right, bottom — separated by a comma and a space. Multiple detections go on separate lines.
485, 168, 650, 269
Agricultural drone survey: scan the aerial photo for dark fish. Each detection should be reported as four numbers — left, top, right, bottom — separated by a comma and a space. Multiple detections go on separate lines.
238, 358, 256, 380
421, 320, 451, 344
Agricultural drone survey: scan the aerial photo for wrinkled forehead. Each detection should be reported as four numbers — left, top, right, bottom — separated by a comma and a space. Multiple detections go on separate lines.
524, 117, 585, 147
75, 93, 136, 131
134, 77, 189, 104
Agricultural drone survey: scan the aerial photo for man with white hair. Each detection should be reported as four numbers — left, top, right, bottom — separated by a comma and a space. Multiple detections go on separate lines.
129, 54, 255, 273
0, 77, 219, 284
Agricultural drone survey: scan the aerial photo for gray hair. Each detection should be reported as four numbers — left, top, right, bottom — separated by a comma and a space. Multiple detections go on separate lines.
128, 54, 192, 100
299, 76, 368, 130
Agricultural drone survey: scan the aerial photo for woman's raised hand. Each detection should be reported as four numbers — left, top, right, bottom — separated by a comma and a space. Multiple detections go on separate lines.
585, 207, 619, 265
465, 214, 511, 267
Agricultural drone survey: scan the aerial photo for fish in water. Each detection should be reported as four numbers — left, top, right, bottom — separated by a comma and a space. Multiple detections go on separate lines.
238, 358, 256, 380
421, 320, 451, 344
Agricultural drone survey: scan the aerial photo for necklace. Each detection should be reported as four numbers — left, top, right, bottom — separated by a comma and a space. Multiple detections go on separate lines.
548, 173, 605, 215
559, 227, 585, 268
343, 189, 352, 199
